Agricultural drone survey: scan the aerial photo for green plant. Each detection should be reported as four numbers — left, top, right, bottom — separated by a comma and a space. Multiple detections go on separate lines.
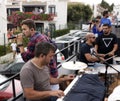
53, 29, 70, 38
0, 60, 10, 64
0, 44, 12, 56
0, 45, 7, 56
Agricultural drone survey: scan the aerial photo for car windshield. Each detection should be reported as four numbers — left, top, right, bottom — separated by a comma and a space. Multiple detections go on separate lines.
0, 75, 10, 91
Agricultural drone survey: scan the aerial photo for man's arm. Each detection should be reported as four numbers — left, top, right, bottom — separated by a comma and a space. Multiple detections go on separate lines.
50, 74, 74, 84
108, 44, 118, 56
94, 44, 98, 53
85, 53, 99, 62
16, 33, 37, 62
94, 44, 106, 57
112, 44, 118, 52
18, 45, 34, 62
23, 87, 64, 100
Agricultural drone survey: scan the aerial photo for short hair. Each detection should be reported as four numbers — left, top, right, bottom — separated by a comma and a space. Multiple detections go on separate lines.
103, 11, 108, 16
21, 19, 36, 30
85, 32, 95, 40
102, 24, 110, 28
96, 16, 101, 19
35, 42, 56, 57
92, 19, 96, 23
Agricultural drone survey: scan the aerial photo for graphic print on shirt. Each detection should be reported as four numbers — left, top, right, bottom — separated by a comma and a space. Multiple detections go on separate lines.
90, 48, 95, 55
102, 38, 113, 47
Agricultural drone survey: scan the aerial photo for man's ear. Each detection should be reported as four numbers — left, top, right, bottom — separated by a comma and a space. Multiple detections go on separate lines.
40, 54, 44, 57
30, 28, 34, 31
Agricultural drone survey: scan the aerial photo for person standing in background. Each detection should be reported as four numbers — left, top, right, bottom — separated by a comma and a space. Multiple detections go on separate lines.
95, 24, 118, 64
89, 16, 103, 37
46, 31, 51, 39
95, 16, 103, 37
10, 38, 17, 59
100, 11, 111, 27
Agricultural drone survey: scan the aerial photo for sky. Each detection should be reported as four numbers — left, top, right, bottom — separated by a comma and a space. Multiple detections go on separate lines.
70, 0, 119, 5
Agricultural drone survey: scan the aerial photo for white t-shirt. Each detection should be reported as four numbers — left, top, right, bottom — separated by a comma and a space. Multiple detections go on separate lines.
108, 85, 120, 101
10, 43, 17, 51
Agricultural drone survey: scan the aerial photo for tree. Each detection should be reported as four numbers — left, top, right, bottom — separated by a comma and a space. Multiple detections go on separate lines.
109, 3, 114, 12
67, 3, 93, 23
100, 0, 114, 12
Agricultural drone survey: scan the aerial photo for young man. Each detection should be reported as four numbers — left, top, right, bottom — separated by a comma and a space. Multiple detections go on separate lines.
17, 19, 58, 78
95, 24, 118, 64
79, 33, 104, 66
100, 11, 111, 26
20, 42, 74, 101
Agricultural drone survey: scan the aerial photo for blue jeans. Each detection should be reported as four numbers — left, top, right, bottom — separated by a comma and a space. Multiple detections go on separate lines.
50, 96, 58, 101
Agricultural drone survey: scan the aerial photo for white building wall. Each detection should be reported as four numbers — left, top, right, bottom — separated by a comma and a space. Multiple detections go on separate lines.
47, 1, 67, 30
0, 2, 7, 45
93, 5, 102, 18
93, 4, 97, 17
113, 5, 120, 18
0, 0, 67, 45
56, 1, 67, 30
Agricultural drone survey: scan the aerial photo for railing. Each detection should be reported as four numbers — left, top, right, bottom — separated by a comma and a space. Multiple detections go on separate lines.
0, 73, 21, 100
0, 39, 83, 101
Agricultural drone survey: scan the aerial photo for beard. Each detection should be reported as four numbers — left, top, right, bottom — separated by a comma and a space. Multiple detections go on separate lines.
92, 41, 95, 46
103, 31, 108, 34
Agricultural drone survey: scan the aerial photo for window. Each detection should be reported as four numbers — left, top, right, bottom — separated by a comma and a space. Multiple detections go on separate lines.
7, 8, 20, 16
35, 23, 44, 33
48, 5, 56, 15
49, 23, 55, 38
23, 6, 45, 13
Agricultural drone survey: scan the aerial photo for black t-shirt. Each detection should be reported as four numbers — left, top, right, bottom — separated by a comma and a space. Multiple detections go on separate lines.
95, 33, 118, 54
79, 43, 94, 65
95, 33, 118, 64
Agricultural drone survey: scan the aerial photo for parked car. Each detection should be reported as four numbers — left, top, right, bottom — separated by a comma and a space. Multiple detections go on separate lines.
0, 54, 25, 78
0, 49, 64, 78
0, 60, 25, 78
0, 74, 22, 101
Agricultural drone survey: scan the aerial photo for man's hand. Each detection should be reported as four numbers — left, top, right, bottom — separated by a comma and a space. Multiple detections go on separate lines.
99, 57, 105, 63
17, 33, 23, 44
97, 53, 106, 58
63, 74, 75, 81
107, 51, 114, 56
51, 90, 64, 98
